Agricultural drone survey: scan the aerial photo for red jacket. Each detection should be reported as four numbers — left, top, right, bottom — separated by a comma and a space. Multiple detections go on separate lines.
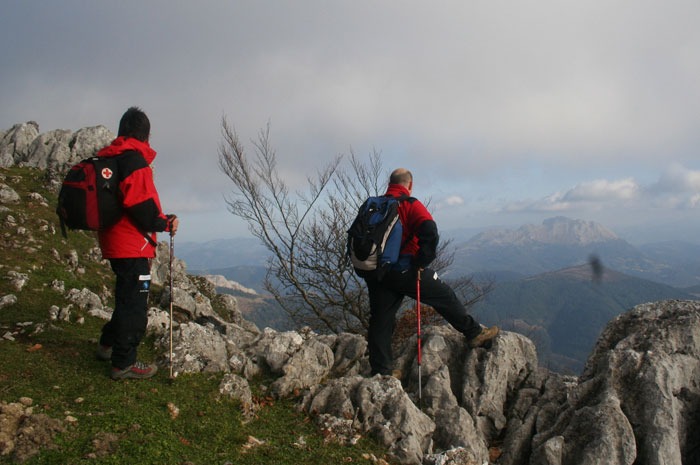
385, 184, 439, 268
97, 137, 170, 258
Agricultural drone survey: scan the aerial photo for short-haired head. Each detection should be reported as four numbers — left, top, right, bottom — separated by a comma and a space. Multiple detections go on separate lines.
390, 168, 413, 187
118, 107, 150, 142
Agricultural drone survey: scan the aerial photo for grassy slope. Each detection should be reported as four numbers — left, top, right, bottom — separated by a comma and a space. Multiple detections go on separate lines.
0, 166, 391, 465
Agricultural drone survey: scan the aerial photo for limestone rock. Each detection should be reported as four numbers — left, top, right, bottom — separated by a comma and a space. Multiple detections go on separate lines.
423, 447, 481, 465
163, 286, 196, 315
0, 294, 17, 309
212, 293, 243, 326
158, 322, 229, 373
21, 129, 73, 171
394, 325, 540, 463
270, 339, 334, 398
67, 126, 114, 170
218, 373, 253, 406
146, 307, 171, 336
227, 342, 261, 379
302, 375, 435, 465
6, 271, 29, 292
0, 122, 39, 168
251, 328, 304, 373
327, 332, 369, 377
65, 288, 102, 310
460, 330, 539, 439
0, 184, 20, 204
222, 320, 260, 349
88, 307, 113, 321
151, 240, 187, 287
531, 300, 700, 465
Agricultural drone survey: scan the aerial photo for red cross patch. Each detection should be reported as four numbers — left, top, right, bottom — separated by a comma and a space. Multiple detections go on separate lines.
101, 167, 113, 179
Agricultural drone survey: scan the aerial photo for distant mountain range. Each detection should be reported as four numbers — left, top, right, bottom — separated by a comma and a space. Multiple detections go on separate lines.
178, 237, 268, 271
471, 264, 695, 373
449, 216, 700, 288
180, 217, 700, 288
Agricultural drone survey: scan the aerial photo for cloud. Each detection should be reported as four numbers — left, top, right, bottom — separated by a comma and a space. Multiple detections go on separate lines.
562, 178, 640, 202
505, 166, 700, 215
445, 196, 465, 207
651, 163, 700, 194
433, 195, 466, 211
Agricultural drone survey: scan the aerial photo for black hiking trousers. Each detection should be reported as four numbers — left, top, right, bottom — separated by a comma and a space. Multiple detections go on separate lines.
100, 258, 151, 369
364, 267, 482, 376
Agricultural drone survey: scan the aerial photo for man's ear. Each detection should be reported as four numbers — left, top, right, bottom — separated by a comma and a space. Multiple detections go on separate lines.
408, 181, 413, 194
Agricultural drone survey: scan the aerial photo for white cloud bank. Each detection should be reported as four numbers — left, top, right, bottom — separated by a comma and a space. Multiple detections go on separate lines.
505, 165, 700, 214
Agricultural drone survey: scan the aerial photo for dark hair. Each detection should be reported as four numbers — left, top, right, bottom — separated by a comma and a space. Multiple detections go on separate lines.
118, 107, 150, 141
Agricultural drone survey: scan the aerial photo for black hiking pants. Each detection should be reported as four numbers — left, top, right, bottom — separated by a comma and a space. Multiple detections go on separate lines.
100, 258, 151, 369
365, 267, 482, 376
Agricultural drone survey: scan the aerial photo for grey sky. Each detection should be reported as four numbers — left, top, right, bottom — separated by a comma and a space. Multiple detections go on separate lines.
2, 1, 700, 243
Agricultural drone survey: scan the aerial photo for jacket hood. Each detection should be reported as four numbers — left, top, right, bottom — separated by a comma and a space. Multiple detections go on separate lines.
98, 137, 157, 164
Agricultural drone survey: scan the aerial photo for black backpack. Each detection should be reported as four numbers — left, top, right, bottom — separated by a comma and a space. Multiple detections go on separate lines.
57, 154, 158, 247
56, 156, 122, 236
347, 195, 410, 278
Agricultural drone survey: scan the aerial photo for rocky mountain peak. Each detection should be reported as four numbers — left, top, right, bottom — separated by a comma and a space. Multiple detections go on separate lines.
469, 216, 619, 247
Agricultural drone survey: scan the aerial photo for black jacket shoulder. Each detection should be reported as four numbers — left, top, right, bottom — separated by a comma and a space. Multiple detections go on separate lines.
114, 150, 149, 181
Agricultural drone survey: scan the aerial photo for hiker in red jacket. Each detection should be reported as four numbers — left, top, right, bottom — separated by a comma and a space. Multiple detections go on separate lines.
364, 168, 498, 376
95, 107, 179, 380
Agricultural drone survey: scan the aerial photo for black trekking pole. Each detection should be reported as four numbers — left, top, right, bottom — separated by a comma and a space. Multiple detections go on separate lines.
416, 269, 422, 410
169, 229, 175, 381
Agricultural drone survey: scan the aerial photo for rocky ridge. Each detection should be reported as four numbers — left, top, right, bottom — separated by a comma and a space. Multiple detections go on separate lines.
466, 217, 619, 248
1, 122, 700, 464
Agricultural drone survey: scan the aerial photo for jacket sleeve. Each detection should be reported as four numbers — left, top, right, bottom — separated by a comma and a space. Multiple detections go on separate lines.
414, 219, 439, 267
404, 199, 438, 267
118, 152, 169, 233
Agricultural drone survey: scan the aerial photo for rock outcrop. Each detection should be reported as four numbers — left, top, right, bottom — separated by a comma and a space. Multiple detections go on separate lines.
530, 299, 700, 465
301, 375, 435, 465
0, 121, 114, 192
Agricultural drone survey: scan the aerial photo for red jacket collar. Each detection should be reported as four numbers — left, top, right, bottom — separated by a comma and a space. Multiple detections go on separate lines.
98, 137, 157, 164
386, 184, 410, 198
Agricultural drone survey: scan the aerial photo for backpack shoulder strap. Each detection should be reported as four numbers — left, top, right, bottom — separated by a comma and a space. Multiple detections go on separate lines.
392, 194, 418, 248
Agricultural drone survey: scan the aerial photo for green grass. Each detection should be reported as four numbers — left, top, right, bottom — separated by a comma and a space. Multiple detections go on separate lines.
0, 166, 393, 464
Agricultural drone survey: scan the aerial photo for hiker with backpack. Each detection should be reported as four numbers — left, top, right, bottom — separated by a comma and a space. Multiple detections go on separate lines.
349, 168, 498, 376
93, 107, 178, 380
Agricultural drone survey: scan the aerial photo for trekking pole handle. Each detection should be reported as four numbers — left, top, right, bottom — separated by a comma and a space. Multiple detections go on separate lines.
166, 214, 178, 236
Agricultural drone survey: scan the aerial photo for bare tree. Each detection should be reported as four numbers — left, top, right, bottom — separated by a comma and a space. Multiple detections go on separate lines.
218, 117, 490, 334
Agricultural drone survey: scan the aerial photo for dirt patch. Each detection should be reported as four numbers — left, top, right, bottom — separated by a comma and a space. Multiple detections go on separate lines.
90, 432, 120, 458
0, 400, 67, 463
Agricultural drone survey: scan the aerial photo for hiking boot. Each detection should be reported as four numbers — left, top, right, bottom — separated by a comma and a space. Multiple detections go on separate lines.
111, 361, 158, 380
468, 326, 500, 348
96, 345, 112, 361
